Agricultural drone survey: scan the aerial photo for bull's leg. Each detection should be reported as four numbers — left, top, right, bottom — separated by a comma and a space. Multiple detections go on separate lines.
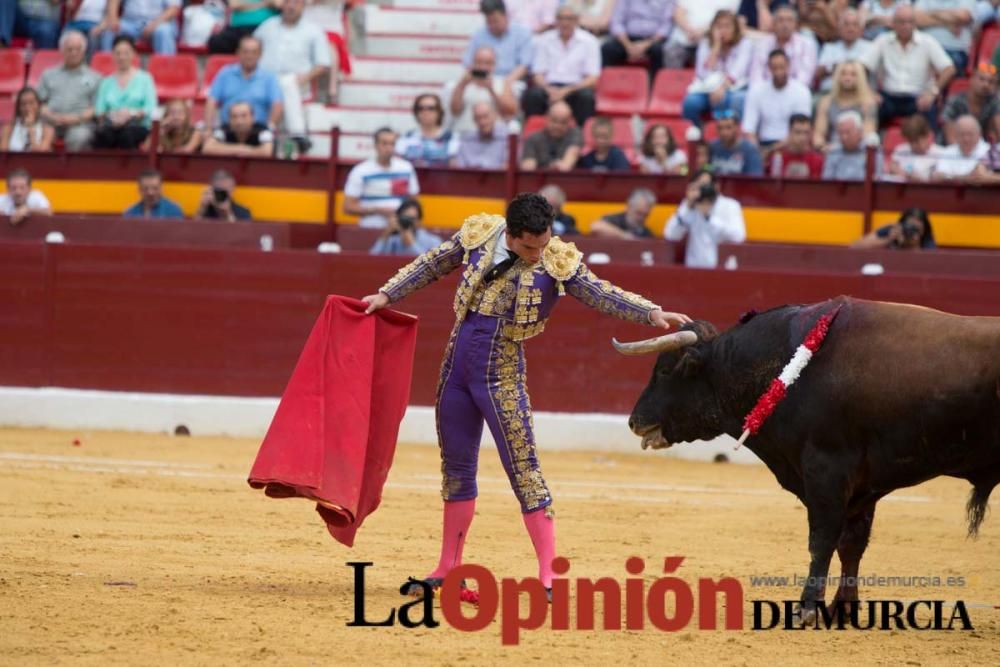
832, 502, 876, 604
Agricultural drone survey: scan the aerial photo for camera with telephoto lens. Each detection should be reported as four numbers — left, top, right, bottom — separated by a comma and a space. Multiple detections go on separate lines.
212, 187, 229, 203
397, 214, 417, 231
694, 183, 717, 204
891, 221, 920, 247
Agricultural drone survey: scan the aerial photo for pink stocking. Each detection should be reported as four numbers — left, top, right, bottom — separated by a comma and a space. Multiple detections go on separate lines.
522, 507, 556, 588
426, 498, 476, 579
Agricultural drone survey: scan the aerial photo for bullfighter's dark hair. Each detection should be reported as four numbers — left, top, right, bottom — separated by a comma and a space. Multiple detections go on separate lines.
506, 192, 553, 237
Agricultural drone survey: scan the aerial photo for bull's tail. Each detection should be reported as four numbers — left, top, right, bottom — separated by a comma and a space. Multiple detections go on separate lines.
966, 483, 993, 538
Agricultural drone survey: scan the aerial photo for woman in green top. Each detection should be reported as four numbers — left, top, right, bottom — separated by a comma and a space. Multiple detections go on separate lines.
94, 36, 157, 150
208, 0, 283, 54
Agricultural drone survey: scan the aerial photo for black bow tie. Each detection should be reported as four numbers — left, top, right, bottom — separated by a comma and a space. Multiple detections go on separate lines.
483, 251, 520, 284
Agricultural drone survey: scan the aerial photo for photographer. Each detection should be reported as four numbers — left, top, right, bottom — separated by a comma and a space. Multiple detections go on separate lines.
664, 169, 746, 268
196, 170, 253, 222
851, 208, 936, 250
369, 198, 443, 257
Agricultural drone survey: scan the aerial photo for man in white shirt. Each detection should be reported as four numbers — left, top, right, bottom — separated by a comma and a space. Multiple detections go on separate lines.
816, 9, 872, 92
443, 46, 522, 134
932, 114, 990, 179
749, 5, 817, 88
742, 50, 813, 155
1, 169, 53, 227
664, 169, 746, 269
861, 5, 955, 128
254, 0, 332, 149
521, 3, 601, 127
914, 0, 976, 72
343, 128, 421, 228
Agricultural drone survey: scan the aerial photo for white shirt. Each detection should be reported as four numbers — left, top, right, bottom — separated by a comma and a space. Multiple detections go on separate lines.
817, 39, 873, 91
344, 157, 420, 228
532, 28, 601, 86
75, 0, 108, 23
442, 76, 526, 134
889, 142, 946, 181
0, 189, 51, 215
254, 16, 332, 93
664, 195, 746, 269
932, 139, 990, 178
741, 79, 813, 143
861, 29, 954, 96
677, 0, 741, 34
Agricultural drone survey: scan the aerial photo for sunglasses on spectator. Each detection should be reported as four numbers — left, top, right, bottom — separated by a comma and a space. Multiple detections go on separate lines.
713, 109, 737, 120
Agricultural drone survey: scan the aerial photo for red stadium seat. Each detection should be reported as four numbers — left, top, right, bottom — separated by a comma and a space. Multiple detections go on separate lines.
595, 67, 649, 115
645, 68, 695, 118
882, 126, 905, 157
522, 114, 547, 137
198, 55, 238, 100
0, 50, 26, 96
27, 49, 62, 88
148, 54, 199, 100
978, 24, 1000, 65
0, 96, 14, 123
947, 77, 970, 98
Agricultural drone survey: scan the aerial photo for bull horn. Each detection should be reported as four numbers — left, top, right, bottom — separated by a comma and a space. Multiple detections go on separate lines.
611, 330, 699, 355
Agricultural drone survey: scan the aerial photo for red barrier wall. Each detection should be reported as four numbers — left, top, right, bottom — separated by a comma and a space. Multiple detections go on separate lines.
5, 241, 1000, 413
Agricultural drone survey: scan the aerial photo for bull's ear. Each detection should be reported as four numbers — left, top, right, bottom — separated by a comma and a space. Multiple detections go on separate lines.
673, 348, 704, 378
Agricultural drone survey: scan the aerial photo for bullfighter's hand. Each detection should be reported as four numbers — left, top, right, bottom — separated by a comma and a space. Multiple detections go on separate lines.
363, 292, 390, 314
650, 309, 692, 329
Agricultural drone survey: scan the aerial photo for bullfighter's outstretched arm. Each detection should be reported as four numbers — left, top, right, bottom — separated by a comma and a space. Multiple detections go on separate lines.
377, 233, 465, 304
564, 264, 663, 325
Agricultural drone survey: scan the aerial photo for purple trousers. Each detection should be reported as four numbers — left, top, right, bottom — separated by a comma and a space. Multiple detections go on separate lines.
435, 313, 552, 513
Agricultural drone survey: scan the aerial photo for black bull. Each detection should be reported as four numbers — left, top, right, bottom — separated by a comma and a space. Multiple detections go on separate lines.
619, 296, 1000, 613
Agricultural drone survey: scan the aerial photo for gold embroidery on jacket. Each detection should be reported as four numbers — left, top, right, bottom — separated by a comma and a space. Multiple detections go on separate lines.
565, 265, 659, 323
542, 236, 584, 281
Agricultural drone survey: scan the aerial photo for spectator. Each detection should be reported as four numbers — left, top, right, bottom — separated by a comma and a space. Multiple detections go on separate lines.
970, 112, 1000, 182
577, 116, 633, 171
196, 170, 253, 221
737, 0, 777, 34
522, 3, 601, 127
975, 0, 1000, 26
590, 188, 658, 239
505, 0, 559, 32
8, 0, 61, 49
343, 128, 420, 229
202, 101, 275, 157
813, 60, 879, 150
914, 0, 975, 72
579, 0, 617, 34
99, 0, 180, 55
254, 0, 332, 151
941, 62, 1000, 145
638, 122, 689, 174
796, 0, 846, 43
852, 207, 936, 249
65, 0, 113, 52
860, 0, 910, 40
769, 113, 825, 178
203, 36, 284, 133
454, 102, 510, 169
37, 31, 101, 151
682, 9, 754, 127
932, 113, 989, 179
158, 99, 203, 154
887, 113, 946, 181
93, 36, 157, 149
444, 46, 521, 134
692, 138, 712, 171
463, 0, 534, 80
665, 169, 746, 268
708, 109, 765, 175
742, 49, 812, 154
601, 0, 674, 80
0, 168, 53, 226
369, 197, 443, 257
665, 0, 743, 68
209, 0, 281, 54
749, 5, 818, 87
0, 87, 54, 152
538, 184, 579, 235
822, 110, 884, 179
396, 94, 460, 167
520, 101, 584, 171
861, 5, 955, 128
123, 168, 184, 219
816, 9, 873, 92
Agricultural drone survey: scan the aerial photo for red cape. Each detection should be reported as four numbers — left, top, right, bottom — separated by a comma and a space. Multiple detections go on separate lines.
248, 295, 418, 546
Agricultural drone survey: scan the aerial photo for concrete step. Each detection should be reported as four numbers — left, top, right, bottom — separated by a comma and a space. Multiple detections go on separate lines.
338, 80, 436, 109
391, 0, 480, 10
349, 57, 464, 84
306, 104, 418, 135
363, 5, 481, 36
362, 32, 468, 60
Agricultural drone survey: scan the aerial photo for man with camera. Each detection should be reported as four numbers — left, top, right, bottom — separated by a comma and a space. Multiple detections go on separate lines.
444, 46, 521, 135
369, 197, 443, 257
196, 170, 253, 222
664, 169, 746, 269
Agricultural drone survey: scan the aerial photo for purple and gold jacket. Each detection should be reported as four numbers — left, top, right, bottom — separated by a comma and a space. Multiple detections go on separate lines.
379, 213, 660, 341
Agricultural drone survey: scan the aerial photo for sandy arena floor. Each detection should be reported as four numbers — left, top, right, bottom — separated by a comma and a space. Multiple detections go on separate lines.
0, 427, 998, 665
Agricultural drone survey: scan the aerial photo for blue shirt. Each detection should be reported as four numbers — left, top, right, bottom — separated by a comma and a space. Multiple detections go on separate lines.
209, 64, 283, 126
462, 23, 534, 77
709, 139, 764, 176
370, 228, 444, 256
577, 146, 632, 172
124, 197, 184, 219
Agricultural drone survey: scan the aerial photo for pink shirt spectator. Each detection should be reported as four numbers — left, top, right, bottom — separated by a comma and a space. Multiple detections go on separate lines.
694, 35, 754, 89
532, 27, 602, 86
749, 33, 818, 87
